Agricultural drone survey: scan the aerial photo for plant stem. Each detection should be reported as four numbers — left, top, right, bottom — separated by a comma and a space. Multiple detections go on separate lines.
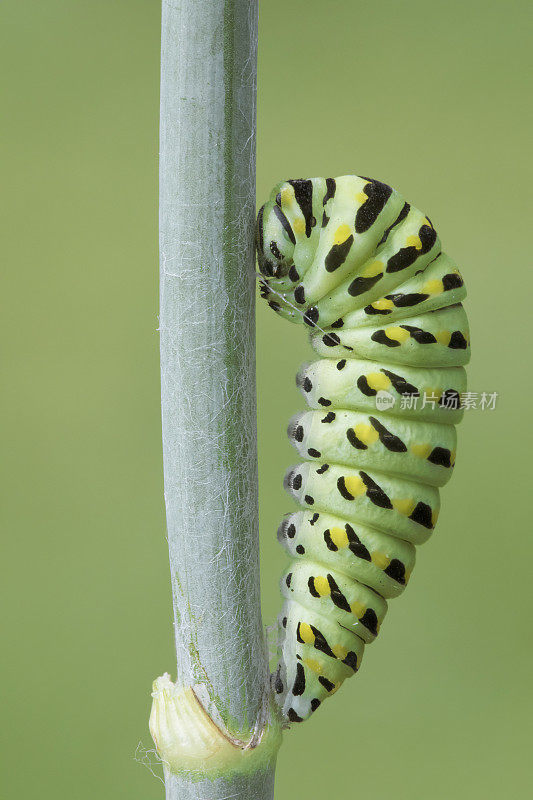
159, 1, 276, 797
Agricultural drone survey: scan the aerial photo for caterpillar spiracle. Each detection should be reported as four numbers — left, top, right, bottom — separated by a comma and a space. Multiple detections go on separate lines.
256, 175, 470, 724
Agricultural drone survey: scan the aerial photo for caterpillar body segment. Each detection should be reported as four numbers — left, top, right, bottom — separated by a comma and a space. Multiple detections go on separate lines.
296, 358, 466, 424
278, 511, 415, 600
287, 410, 457, 487
339, 252, 466, 328
281, 559, 388, 643
284, 462, 440, 545
256, 176, 470, 724
276, 599, 366, 722
310, 304, 470, 368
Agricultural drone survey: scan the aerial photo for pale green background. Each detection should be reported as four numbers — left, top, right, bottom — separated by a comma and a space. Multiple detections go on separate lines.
2, 1, 531, 797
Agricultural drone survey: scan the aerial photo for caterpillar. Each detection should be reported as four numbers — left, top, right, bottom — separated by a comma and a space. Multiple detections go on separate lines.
256, 175, 470, 724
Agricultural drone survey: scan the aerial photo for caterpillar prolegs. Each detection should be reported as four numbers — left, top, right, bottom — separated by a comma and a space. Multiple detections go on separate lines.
256, 176, 470, 724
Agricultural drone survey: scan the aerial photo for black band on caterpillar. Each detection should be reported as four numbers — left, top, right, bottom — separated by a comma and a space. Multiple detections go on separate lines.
256, 176, 470, 724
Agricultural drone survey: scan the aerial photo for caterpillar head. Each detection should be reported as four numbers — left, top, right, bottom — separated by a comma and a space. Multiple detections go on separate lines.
256, 182, 297, 280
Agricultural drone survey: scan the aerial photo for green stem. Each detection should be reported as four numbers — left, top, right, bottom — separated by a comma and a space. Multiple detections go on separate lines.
158, 1, 278, 797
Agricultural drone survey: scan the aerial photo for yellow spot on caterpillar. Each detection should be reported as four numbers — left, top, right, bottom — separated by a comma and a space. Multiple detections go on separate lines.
384, 326, 410, 343
280, 186, 293, 207
329, 526, 349, 549
355, 191, 368, 204
404, 568, 413, 583
353, 423, 379, 446
299, 623, 315, 645
332, 644, 348, 660
371, 551, 390, 570
435, 330, 451, 346
329, 682, 341, 695
351, 600, 367, 618
304, 657, 323, 675
344, 475, 366, 498
361, 260, 383, 278
313, 575, 331, 597
450, 449, 456, 466
292, 218, 306, 236
431, 509, 439, 527
371, 297, 394, 311
333, 223, 352, 245
366, 372, 391, 391
411, 443, 432, 459
423, 217, 433, 228
393, 498, 416, 516
406, 234, 423, 250
423, 279, 444, 295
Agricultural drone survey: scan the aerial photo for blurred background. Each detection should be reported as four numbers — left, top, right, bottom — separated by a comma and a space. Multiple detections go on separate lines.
2, 0, 531, 797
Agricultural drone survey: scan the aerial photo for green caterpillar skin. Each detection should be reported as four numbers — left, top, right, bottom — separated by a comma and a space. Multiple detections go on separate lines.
256, 176, 470, 724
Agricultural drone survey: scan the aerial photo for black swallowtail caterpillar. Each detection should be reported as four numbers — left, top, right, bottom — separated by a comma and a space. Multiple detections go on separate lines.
256, 175, 470, 724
